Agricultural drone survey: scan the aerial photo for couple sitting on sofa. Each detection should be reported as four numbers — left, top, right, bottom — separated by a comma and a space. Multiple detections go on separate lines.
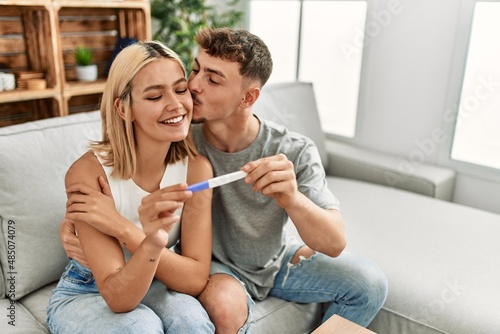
48, 27, 388, 333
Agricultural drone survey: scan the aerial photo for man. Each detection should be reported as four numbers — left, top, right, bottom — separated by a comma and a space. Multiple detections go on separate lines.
62, 28, 387, 333
186, 27, 387, 333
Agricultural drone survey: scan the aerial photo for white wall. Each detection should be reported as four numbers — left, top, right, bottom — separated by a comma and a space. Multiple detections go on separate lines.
242, 0, 500, 213
348, 0, 500, 214
354, 0, 459, 158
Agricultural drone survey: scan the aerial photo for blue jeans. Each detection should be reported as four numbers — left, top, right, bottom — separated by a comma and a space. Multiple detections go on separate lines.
211, 245, 388, 332
270, 245, 388, 326
46, 259, 214, 334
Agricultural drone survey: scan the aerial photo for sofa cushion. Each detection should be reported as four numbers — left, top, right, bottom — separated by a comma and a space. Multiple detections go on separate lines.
326, 140, 456, 201
0, 296, 49, 333
252, 297, 322, 333
0, 111, 101, 299
327, 176, 500, 334
0, 257, 4, 298
253, 81, 329, 169
18, 281, 56, 332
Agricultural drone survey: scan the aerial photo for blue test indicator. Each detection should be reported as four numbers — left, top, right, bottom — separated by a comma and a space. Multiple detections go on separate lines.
186, 170, 248, 192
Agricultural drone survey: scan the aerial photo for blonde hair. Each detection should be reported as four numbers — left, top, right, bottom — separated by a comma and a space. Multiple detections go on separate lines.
91, 41, 197, 179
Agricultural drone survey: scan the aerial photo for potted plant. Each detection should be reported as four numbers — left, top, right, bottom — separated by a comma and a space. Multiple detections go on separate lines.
74, 46, 98, 82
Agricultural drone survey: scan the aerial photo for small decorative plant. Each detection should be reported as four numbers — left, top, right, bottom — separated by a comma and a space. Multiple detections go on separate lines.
74, 46, 93, 66
74, 46, 97, 81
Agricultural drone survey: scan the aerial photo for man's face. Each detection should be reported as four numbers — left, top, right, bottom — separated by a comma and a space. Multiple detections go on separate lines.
188, 49, 245, 124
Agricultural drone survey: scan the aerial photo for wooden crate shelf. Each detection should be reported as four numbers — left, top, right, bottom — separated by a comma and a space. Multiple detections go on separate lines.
0, 0, 151, 125
59, 6, 149, 84
0, 98, 59, 127
0, 87, 60, 103
67, 93, 102, 115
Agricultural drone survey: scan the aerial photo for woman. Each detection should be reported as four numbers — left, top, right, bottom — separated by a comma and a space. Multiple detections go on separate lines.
46, 41, 214, 333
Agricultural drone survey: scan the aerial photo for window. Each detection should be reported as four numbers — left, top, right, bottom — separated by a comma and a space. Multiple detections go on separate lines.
249, 0, 367, 137
451, 2, 500, 171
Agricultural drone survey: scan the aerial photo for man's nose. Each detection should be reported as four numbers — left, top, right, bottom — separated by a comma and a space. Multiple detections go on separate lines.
188, 76, 199, 93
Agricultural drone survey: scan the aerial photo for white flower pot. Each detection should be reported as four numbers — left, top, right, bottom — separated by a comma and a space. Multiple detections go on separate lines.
76, 64, 98, 82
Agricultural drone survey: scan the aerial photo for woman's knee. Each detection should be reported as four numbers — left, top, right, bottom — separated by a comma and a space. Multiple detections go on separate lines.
142, 287, 214, 333
119, 306, 164, 333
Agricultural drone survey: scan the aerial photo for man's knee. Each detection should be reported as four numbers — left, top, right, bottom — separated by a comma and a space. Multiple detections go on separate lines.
370, 265, 388, 307
199, 274, 248, 329
200, 274, 247, 309
355, 261, 388, 309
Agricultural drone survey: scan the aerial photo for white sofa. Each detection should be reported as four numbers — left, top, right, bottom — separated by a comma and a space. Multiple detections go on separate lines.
1, 81, 500, 333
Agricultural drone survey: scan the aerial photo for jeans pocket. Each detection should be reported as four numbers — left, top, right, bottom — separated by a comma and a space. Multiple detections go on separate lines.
62, 260, 95, 286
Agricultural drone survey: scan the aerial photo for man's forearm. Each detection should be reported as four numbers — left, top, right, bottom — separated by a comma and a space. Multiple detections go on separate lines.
287, 193, 346, 257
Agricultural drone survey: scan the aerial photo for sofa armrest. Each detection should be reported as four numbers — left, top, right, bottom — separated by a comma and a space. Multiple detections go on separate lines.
325, 140, 456, 201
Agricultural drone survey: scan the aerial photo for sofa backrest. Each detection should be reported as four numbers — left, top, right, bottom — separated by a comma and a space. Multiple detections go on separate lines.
253, 81, 329, 169
0, 111, 101, 299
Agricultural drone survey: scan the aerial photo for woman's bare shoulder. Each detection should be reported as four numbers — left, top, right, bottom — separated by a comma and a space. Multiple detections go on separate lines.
187, 154, 213, 183
65, 150, 103, 187
188, 154, 212, 174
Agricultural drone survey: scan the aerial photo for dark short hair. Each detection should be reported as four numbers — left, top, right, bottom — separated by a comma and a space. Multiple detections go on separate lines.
195, 27, 273, 87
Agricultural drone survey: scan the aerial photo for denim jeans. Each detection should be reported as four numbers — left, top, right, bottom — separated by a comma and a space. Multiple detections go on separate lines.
211, 245, 388, 333
46, 259, 214, 334
270, 245, 388, 327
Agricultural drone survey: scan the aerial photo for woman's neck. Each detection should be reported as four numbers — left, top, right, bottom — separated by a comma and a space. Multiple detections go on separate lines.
133, 142, 170, 192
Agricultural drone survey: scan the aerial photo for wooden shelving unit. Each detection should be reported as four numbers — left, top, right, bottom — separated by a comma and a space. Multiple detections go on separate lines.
0, 0, 151, 127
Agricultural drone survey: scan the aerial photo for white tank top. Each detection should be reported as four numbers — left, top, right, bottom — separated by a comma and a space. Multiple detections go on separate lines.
95, 152, 188, 257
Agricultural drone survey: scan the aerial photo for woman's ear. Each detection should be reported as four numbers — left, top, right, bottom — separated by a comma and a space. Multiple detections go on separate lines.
115, 98, 133, 121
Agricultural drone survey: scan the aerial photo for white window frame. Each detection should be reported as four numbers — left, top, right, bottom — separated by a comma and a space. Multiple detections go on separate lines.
439, 0, 500, 181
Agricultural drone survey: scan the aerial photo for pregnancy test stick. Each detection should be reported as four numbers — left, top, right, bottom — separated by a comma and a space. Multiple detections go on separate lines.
187, 170, 247, 192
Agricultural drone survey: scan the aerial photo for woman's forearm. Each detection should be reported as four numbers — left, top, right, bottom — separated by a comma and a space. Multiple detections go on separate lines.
99, 237, 163, 313
117, 226, 208, 295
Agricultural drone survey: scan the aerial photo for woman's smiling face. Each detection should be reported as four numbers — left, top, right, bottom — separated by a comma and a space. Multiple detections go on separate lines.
130, 58, 193, 145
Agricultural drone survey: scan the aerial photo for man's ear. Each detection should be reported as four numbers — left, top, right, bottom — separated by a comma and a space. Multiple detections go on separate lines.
240, 86, 261, 108
114, 98, 133, 121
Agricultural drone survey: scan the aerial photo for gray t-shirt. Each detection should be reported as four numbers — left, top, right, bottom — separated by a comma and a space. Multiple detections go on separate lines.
192, 116, 340, 300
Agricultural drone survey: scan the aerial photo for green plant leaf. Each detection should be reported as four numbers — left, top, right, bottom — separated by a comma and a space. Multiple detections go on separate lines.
150, 0, 243, 74
74, 46, 93, 66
